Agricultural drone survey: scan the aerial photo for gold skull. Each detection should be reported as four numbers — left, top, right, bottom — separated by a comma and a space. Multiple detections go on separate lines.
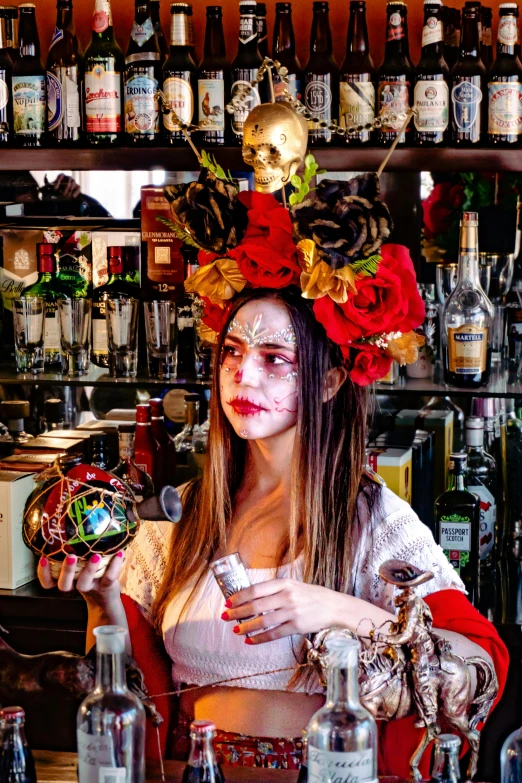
242, 102, 308, 194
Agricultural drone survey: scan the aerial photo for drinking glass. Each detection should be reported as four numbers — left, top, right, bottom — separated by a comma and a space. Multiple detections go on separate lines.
13, 297, 45, 373
143, 300, 178, 379
57, 298, 92, 375
435, 263, 458, 305
106, 298, 139, 378
491, 302, 506, 362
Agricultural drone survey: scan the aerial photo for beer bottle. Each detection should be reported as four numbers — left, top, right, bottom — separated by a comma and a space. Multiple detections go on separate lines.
162, 3, 197, 145
198, 5, 229, 146
256, 2, 269, 59
3, 6, 18, 65
414, 0, 449, 147
0, 11, 12, 145
444, 8, 461, 72
84, 0, 124, 145
450, 6, 486, 146
272, 2, 301, 101
230, 0, 266, 144
376, 2, 414, 146
12, 3, 46, 147
46, 0, 82, 145
303, 1, 339, 146
339, 0, 375, 145
481, 6, 493, 70
125, 0, 161, 145
150, 0, 169, 60
488, 4, 522, 147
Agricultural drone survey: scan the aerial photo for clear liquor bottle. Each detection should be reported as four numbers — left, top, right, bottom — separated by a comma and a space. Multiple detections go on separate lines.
442, 211, 494, 387
174, 393, 202, 453
307, 636, 377, 783
77, 626, 146, 783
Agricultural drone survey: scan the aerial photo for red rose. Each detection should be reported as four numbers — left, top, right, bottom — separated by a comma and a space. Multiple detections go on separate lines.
346, 344, 393, 387
201, 297, 229, 334
228, 191, 301, 288
422, 182, 464, 240
313, 244, 425, 345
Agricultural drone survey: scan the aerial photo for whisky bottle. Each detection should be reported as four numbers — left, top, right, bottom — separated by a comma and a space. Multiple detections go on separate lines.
442, 211, 494, 387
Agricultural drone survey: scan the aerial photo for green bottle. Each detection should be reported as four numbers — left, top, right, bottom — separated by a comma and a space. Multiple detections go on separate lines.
56, 232, 92, 298
24, 243, 67, 368
84, 0, 124, 145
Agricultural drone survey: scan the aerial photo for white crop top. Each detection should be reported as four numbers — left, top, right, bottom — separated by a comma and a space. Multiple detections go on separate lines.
119, 486, 465, 695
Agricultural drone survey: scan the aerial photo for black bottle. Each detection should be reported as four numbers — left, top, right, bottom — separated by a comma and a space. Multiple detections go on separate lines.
46, 0, 82, 145
12, 3, 46, 147
0, 12, 13, 145
450, 6, 486, 146
376, 1, 414, 146
487, 3, 522, 147
303, 1, 339, 146
3, 6, 19, 66
256, 2, 269, 59
414, 0, 449, 146
150, 0, 169, 60
481, 6, 493, 70
197, 5, 229, 146
339, 0, 375, 145
90, 433, 110, 470
230, 0, 266, 144
162, 2, 197, 145
272, 2, 301, 101
125, 0, 162, 145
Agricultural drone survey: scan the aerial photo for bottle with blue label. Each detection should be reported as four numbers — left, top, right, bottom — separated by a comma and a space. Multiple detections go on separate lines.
12, 3, 46, 147
450, 5, 486, 145
125, 0, 161, 144
0, 12, 13, 145
46, 0, 82, 145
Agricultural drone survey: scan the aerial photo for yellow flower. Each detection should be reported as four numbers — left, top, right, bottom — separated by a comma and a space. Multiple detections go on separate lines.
185, 257, 246, 306
297, 239, 357, 304
386, 331, 425, 365
197, 321, 219, 345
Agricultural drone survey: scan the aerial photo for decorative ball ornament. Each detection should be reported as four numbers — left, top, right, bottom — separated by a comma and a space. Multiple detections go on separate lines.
23, 461, 139, 579
242, 102, 308, 194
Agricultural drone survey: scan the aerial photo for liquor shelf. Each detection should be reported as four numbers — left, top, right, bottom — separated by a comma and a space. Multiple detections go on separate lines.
0, 364, 210, 388
4, 146, 522, 172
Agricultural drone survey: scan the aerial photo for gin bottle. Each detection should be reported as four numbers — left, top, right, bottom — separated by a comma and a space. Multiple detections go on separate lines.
77, 626, 146, 783
307, 636, 377, 783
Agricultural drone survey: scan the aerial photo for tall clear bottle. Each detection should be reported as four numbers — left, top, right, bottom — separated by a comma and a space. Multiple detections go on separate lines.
307, 636, 377, 783
197, 5, 229, 146
12, 3, 46, 147
162, 3, 197, 145
502, 723, 522, 783
125, 0, 161, 145
230, 0, 265, 144
84, 0, 124, 145
414, 0, 449, 147
442, 211, 494, 387
339, 0, 375, 145
303, 1, 339, 146
77, 626, 146, 783
272, 3, 301, 101
376, 1, 414, 146
46, 0, 82, 145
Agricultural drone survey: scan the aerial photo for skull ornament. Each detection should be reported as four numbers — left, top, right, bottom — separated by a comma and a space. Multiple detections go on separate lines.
242, 102, 308, 194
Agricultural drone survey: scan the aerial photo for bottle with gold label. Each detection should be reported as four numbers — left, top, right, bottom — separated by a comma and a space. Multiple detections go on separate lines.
487, 3, 522, 147
442, 211, 494, 388
162, 2, 197, 145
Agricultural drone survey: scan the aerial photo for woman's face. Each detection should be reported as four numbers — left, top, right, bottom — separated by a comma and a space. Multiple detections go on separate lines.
219, 299, 298, 441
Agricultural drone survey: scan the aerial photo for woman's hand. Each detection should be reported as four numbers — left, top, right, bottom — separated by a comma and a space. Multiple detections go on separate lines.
220, 578, 343, 644
38, 552, 125, 608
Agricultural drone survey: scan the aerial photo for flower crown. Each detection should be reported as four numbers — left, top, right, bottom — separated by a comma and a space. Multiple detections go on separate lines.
164, 165, 425, 387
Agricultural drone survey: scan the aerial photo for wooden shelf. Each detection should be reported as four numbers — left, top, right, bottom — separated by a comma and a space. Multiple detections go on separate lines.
3, 145, 522, 172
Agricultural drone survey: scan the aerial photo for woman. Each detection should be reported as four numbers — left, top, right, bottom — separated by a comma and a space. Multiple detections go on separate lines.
38, 286, 508, 776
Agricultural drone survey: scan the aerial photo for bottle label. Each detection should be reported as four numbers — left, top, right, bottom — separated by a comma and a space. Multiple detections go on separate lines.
0, 79, 9, 112
498, 15, 518, 46
231, 80, 260, 135
92, 0, 113, 32
125, 72, 159, 134
305, 79, 333, 125
85, 66, 122, 133
414, 79, 449, 131
488, 82, 522, 135
45, 310, 60, 351
447, 324, 488, 374
47, 71, 63, 131
12, 76, 46, 135
239, 15, 256, 45
131, 17, 155, 47
198, 78, 225, 130
65, 72, 82, 128
451, 78, 482, 134
386, 12, 404, 41
439, 517, 471, 574
275, 74, 301, 101
377, 80, 410, 133
467, 483, 495, 559
92, 317, 108, 353
339, 81, 375, 130
50, 26, 64, 47
163, 76, 194, 131
422, 17, 443, 47
77, 730, 126, 783
308, 748, 376, 783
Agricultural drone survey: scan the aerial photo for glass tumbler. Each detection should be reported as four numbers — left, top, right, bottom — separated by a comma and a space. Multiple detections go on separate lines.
13, 297, 45, 373
143, 300, 178, 379
106, 297, 139, 378
57, 298, 91, 375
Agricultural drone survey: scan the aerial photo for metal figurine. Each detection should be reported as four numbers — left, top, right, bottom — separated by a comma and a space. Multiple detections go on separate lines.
308, 560, 499, 783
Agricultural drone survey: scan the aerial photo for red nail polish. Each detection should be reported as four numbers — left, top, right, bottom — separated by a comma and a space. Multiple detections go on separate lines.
245, 638, 253, 645
91, 554, 101, 564
221, 612, 229, 621
66, 556, 76, 565
225, 599, 232, 608
39, 557, 48, 568
232, 625, 241, 634
117, 551, 124, 558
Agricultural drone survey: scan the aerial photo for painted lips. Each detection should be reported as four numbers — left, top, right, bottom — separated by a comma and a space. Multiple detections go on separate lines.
227, 398, 268, 416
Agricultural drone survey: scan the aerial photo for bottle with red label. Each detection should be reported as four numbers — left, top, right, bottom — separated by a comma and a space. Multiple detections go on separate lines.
134, 403, 160, 490
376, 1, 414, 146
150, 397, 176, 488
487, 3, 522, 147
84, 0, 124, 145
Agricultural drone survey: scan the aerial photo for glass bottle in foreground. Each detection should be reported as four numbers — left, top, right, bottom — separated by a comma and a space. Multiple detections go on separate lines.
501, 722, 522, 783
430, 733, 462, 783
77, 626, 145, 783
182, 720, 225, 783
442, 211, 494, 388
112, 423, 154, 501
0, 706, 37, 783
307, 636, 377, 783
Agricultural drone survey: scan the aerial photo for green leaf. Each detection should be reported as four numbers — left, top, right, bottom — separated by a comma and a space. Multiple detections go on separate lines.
289, 193, 299, 205
304, 153, 315, 167
156, 215, 203, 250
300, 183, 310, 196
349, 254, 381, 277
317, 169, 327, 175
291, 174, 302, 188
309, 163, 318, 175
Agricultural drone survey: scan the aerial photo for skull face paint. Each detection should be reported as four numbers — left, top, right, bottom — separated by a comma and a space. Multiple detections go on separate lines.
219, 299, 299, 441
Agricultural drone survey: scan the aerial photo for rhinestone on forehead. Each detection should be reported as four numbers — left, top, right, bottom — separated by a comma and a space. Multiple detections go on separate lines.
227, 313, 297, 347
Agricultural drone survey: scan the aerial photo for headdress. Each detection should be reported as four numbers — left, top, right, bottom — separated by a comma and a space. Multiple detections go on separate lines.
161, 74, 425, 386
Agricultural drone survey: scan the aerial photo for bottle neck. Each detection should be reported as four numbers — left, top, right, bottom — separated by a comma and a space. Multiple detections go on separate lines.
5, 15, 18, 51
186, 403, 199, 428
204, 15, 226, 59
458, 224, 480, 287
56, 3, 74, 31
448, 472, 466, 491
346, 6, 369, 56
107, 270, 124, 285
459, 14, 480, 58
19, 11, 40, 58
431, 747, 461, 783
384, 10, 410, 59
8, 418, 24, 435
238, 12, 259, 53
310, 10, 333, 56
421, 8, 444, 58
496, 14, 519, 57
95, 650, 127, 693
170, 12, 193, 49
326, 662, 360, 708
188, 735, 217, 770
91, 0, 116, 43
2, 722, 27, 752
273, 12, 295, 55
119, 433, 136, 461
150, 0, 160, 23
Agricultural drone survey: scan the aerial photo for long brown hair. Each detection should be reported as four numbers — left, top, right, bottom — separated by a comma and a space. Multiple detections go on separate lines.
153, 287, 379, 633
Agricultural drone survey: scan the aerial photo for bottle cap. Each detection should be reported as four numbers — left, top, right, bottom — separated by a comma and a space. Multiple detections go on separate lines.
424, 0, 442, 4
465, 416, 484, 447
37, 242, 55, 273
136, 403, 152, 423
1, 400, 30, 420
239, 0, 256, 7
44, 398, 64, 422
276, 2, 292, 9
434, 733, 461, 750
0, 706, 25, 721
449, 452, 467, 473
150, 398, 164, 417
190, 720, 217, 734
206, 5, 222, 14
499, 3, 518, 7
94, 626, 126, 655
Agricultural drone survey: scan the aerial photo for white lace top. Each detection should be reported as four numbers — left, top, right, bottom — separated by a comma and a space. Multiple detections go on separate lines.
120, 486, 465, 695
